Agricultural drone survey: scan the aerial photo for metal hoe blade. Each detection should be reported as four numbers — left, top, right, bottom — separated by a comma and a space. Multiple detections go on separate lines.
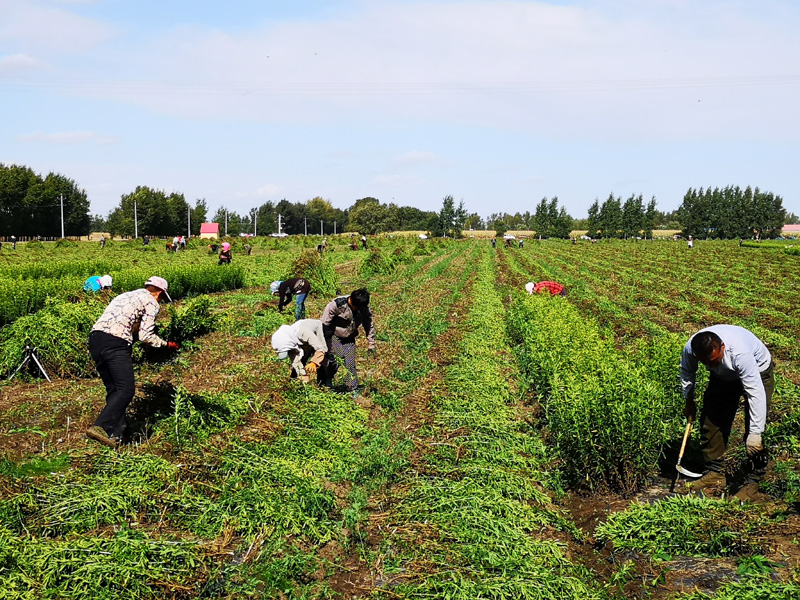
676, 464, 703, 478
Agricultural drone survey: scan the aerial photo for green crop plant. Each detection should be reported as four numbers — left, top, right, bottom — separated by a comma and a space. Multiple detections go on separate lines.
0, 453, 180, 537
670, 573, 800, 599
387, 247, 604, 600
0, 525, 214, 599
595, 495, 764, 557
285, 250, 338, 297
157, 296, 218, 343
0, 296, 103, 378
508, 292, 676, 494
359, 248, 397, 278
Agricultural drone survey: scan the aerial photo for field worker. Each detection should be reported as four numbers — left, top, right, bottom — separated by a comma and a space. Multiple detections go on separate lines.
681, 324, 774, 501
271, 278, 311, 320
320, 287, 376, 395
688, 235, 694, 249
528, 281, 567, 296
270, 319, 328, 384
218, 242, 232, 265
86, 276, 179, 448
83, 274, 113, 292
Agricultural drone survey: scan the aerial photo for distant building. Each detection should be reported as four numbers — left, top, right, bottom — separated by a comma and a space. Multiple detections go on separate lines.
782, 224, 800, 235
199, 223, 220, 240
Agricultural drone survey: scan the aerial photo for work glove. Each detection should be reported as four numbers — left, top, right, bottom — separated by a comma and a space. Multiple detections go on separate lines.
683, 397, 697, 421
745, 433, 763, 456
167, 341, 180, 351
309, 350, 325, 367
305, 361, 318, 376
368, 347, 377, 358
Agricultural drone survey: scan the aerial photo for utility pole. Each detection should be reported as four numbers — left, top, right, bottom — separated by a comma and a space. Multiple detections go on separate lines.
334, 221, 337, 235
304, 217, 307, 236
187, 205, 191, 239
278, 214, 284, 235
253, 209, 257, 237
225, 210, 228, 236
59, 194, 65, 239
134, 197, 138, 239
320, 220, 324, 235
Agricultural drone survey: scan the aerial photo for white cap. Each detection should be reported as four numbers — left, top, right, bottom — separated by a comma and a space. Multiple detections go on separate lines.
270, 281, 282, 294
99, 275, 113, 288
144, 276, 172, 302
525, 282, 535, 294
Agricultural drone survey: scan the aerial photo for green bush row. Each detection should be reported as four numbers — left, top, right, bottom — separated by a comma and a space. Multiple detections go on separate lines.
0, 264, 244, 327
508, 293, 680, 494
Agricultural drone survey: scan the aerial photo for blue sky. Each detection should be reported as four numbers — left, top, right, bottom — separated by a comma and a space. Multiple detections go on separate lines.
2, 0, 798, 220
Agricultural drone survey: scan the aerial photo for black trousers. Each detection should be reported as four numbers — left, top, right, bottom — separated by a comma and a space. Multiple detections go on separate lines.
89, 331, 135, 439
701, 362, 775, 482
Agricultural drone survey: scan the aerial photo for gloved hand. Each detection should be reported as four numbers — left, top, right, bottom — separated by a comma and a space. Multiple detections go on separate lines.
683, 397, 697, 420
305, 361, 318, 376
167, 341, 180, 351
368, 347, 377, 358
745, 433, 763, 456
310, 350, 326, 367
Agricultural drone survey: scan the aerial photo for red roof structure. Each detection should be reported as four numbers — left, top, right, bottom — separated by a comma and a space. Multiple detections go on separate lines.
782, 224, 800, 233
199, 223, 220, 238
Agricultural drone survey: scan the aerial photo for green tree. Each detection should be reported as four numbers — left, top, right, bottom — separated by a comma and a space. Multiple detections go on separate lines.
621, 194, 644, 239
586, 200, 600, 239
597, 194, 623, 239
432, 195, 467, 238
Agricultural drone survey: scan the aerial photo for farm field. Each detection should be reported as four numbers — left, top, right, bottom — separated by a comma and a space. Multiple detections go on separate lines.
0, 237, 799, 599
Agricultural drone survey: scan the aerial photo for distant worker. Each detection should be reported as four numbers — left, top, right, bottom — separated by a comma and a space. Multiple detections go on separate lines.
271, 278, 311, 320
320, 287, 376, 395
681, 324, 774, 502
86, 276, 178, 448
10, 235, 17, 250
99, 236, 106, 249
491, 238, 496, 248
218, 242, 232, 265
172, 235, 180, 252
270, 319, 328, 384
83, 274, 113, 293
688, 235, 694, 249
526, 281, 566, 296
361, 235, 368, 250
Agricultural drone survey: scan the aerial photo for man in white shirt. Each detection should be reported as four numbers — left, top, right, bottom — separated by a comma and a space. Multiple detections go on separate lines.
680, 324, 774, 501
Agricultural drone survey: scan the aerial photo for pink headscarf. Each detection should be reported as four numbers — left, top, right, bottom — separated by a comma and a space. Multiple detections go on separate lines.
221, 242, 231, 251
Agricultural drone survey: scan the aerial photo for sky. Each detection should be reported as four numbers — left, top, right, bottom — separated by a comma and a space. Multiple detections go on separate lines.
2, 0, 799, 221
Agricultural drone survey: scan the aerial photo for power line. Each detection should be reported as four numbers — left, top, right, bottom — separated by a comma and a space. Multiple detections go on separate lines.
2, 74, 799, 97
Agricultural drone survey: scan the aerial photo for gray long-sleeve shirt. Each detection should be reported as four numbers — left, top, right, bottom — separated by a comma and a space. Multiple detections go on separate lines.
680, 324, 772, 434
320, 296, 376, 348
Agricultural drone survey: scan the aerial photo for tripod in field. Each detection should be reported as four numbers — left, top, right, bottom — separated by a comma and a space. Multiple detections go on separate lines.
9, 345, 51, 382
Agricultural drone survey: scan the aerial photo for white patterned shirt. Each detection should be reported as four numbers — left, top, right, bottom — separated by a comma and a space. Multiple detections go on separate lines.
91, 289, 167, 347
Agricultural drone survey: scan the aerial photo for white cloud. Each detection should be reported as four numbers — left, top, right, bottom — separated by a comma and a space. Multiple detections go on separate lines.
0, 2, 117, 53
255, 184, 281, 196
71, 0, 793, 142
0, 53, 47, 73
17, 130, 117, 145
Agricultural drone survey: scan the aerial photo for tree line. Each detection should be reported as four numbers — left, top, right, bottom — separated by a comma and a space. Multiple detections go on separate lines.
1, 163, 793, 239
678, 186, 786, 240
0, 164, 90, 238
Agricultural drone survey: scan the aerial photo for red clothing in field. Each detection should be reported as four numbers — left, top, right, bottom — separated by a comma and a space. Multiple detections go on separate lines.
533, 281, 565, 296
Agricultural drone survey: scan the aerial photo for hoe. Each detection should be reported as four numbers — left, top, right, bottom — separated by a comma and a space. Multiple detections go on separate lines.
675, 416, 703, 479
